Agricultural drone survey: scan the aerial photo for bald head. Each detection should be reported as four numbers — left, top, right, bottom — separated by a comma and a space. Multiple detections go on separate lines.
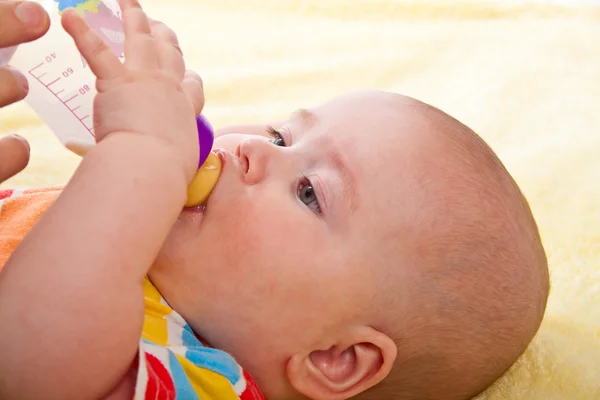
356, 93, 549, 399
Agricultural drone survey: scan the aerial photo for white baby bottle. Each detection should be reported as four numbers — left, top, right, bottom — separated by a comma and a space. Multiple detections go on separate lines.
1, 0, 125, 156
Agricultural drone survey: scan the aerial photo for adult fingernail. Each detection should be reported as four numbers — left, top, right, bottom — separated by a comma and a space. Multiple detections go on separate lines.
15, 2, 45, 27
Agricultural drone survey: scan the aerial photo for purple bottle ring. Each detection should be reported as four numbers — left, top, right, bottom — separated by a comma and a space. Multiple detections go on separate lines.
196, 114, 215, 169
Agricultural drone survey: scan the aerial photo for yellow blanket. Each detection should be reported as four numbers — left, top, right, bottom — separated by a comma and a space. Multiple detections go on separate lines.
0, 1, 598, 398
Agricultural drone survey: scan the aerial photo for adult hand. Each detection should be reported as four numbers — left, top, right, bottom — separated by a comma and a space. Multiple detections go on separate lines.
0, 0, 50, 107
0, 1, 49, 183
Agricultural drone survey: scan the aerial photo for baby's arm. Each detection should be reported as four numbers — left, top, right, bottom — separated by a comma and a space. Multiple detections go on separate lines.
0, 2, 202, 399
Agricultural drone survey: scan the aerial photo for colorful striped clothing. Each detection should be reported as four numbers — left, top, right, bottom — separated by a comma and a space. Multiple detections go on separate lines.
0, 187, 265, 400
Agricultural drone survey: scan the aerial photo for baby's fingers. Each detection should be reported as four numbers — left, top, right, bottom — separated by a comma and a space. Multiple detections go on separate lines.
182, 70, 205, 116
61, 9, 124, 80
150, 20, 185, 78
119, 0, 158, 69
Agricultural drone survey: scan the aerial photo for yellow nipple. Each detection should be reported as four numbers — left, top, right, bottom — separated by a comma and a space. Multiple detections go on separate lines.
185, 151, 222, 207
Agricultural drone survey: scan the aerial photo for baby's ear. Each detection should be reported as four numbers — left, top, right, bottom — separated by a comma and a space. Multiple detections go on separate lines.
286, 327, 397, 400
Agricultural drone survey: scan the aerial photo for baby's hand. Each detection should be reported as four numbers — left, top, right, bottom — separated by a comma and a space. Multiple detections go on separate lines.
61, 0, 204, 182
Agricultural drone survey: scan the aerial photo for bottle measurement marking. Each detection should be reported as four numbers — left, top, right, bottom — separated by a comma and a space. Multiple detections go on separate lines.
64, 94, 78, 104
46, 77, 61, 87
27, 55, 95, 137
29, 62, 43, 73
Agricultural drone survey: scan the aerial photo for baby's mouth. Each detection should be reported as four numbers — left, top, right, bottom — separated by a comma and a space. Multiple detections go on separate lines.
180, 145, 240, 216
182, 203, 206, 216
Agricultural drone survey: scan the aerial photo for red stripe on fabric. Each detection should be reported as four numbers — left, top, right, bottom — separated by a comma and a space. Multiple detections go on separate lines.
0, 190, 14, 201
144, 353, 176, 400
240, 370, 266, 400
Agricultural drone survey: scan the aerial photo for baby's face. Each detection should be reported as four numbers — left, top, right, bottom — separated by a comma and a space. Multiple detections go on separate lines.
149, 91, 426, 390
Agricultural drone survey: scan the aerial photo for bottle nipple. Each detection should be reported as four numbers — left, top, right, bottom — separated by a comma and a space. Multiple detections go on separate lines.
185, 115, 222, 207
186, 151, 221, 207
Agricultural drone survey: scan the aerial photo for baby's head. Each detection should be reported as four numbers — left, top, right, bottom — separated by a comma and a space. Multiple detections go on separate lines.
149, 90, 549, 399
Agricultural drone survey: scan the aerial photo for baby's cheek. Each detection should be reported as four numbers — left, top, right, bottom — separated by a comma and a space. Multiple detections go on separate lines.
225, 208, 303, 283
225, 211, 285, 272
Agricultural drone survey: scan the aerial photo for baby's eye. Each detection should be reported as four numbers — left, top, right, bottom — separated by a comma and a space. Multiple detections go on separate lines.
266, 126, 320, 214
298, 179, 322, 215
267, 126, 286, 147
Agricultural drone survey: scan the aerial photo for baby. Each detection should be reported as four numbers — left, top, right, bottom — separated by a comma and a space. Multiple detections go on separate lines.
0, 1, 549, 400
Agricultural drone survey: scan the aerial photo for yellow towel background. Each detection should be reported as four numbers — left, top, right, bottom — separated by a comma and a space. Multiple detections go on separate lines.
1, 0, 599, 398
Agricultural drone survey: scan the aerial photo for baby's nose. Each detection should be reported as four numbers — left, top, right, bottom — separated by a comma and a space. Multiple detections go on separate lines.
237, 137, 274, 185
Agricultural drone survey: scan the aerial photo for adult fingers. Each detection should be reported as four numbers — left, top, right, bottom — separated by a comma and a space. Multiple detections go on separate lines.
0, 1, 50, 48
0, 66, 28, 107
0, 134, 30, 183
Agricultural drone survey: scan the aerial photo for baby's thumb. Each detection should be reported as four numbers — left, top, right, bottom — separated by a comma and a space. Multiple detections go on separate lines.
182, 69, 205, 116
0, 134, 30, 183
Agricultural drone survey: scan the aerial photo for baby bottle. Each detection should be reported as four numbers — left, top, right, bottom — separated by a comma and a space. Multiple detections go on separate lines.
1, 0, 220, 206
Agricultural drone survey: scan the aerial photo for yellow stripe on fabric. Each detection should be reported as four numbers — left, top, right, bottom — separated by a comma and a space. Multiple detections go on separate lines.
141, 278, 173, 345
174, 354, 239, 400
142, 277, 162, 301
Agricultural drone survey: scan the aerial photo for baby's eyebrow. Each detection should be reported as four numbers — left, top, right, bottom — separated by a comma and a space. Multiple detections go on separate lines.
289, 108, 359, 213
290, 108, 317, 130
327, 146, 358, 212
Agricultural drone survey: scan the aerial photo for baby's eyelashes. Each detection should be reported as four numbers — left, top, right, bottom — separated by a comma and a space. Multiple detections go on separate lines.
267, 125, 286, 147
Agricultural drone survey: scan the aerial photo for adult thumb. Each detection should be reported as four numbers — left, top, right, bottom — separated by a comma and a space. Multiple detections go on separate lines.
0, 1, 50, 49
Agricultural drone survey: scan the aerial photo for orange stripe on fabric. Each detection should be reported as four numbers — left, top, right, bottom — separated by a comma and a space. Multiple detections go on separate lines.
0, 187, 62, 271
